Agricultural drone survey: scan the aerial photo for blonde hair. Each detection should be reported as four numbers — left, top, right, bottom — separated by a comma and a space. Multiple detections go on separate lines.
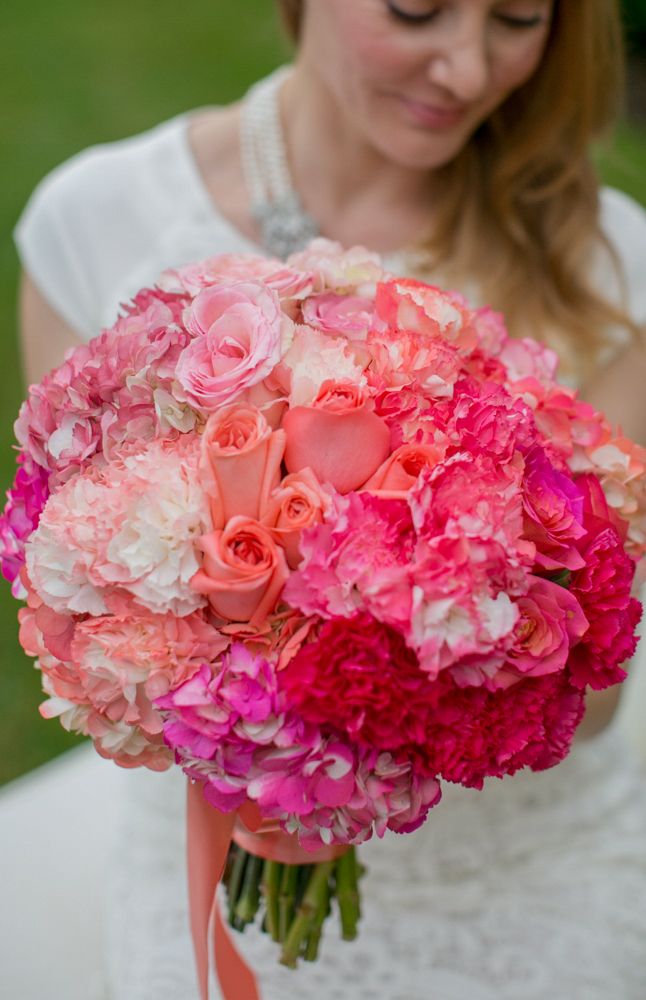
276, 0, 641, 377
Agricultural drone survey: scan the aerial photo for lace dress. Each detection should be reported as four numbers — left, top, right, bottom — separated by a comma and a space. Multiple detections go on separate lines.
10, 76, 646, 1000
104, 721, 646, 1000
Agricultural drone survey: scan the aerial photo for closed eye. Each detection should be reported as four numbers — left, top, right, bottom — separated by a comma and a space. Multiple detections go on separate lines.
496, 14, 545, 29
386, 1, 440, 26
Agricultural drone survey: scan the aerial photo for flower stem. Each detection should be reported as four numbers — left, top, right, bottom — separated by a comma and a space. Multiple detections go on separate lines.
335, 848, 360, 941
303, 871, 331, 962
234, 853, 264, 927
280, 861, 335, 968
278, 863, 299, 943
261, 860, 282, 942
226, 846, 248, 930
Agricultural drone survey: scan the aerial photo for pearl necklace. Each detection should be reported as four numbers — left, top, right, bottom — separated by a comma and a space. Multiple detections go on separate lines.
240, 66, 320, 259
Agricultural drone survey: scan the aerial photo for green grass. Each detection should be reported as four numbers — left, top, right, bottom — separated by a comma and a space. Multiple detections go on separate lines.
1, 3, 645, 784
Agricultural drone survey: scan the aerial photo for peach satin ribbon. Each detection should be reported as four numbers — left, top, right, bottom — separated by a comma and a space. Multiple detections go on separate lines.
186, 780, 347, 1000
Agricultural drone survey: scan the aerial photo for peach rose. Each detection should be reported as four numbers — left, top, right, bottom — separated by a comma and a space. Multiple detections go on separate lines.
201, 406, 286, 527
282, 382, 391, 494
363, 444, 444, 497
191, 517, 289, 625
262, 468, 330, 567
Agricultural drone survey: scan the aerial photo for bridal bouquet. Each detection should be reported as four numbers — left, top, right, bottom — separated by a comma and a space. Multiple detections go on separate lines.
2, 240, 645, 992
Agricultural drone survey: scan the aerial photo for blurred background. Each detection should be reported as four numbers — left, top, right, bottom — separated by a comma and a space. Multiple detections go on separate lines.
1, 0, 645, 785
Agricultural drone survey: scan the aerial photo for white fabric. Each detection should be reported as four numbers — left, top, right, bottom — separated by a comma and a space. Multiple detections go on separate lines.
6, 102, 646, 999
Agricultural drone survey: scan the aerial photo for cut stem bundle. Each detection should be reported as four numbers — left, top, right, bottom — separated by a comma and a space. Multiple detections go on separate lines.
222, 845, 364, 968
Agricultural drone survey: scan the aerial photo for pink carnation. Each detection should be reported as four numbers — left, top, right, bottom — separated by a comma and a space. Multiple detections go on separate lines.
284, 492, 415, 626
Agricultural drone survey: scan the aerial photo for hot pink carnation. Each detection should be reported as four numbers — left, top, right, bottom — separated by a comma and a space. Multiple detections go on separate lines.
422, 670, 585, 788
280, 614, 435, 753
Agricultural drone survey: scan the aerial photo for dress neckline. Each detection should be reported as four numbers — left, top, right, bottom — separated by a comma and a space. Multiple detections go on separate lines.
170, 85, 412, 273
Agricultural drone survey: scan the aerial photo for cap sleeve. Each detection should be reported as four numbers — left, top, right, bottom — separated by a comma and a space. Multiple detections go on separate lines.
14, 149, 104, 340
599, 187, 646, 329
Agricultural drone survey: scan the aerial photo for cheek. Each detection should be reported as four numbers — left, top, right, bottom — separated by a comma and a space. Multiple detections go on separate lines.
303, 0, 411, 94
490, 34, 551, 97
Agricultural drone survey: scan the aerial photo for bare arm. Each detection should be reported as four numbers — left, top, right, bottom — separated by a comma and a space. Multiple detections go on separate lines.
19, 272, 86, 388
579, 338, 646, 447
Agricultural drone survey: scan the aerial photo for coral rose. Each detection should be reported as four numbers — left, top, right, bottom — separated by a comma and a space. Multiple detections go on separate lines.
200, 405, 285, 527
283, 381, 390, 493
262, 468, 329, 568
191, 517, 289, 625
363, 443, 443, 496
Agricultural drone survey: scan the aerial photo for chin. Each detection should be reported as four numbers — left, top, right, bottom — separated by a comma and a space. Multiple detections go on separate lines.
375, 128, 470, 172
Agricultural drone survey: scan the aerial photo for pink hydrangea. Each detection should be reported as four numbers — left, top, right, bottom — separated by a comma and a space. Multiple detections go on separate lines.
281, 748, 441, 848
15, 293, 192, 484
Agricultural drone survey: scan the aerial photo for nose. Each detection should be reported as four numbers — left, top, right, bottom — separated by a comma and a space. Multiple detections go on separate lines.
426, 27, 490, 103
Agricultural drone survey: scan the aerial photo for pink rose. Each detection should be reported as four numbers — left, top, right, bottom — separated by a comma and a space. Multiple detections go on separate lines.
191, 517, 289, 625
363, 443, 443, 497
201, 406, 286, 527
176, 282, 286, 410
507, 577, 588, 677
302, 292, 375, 341
283, 382, 391, 494
262, 468, 329, 567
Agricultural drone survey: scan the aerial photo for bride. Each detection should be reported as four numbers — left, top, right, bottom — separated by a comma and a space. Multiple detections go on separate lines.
5, 1, 646, 997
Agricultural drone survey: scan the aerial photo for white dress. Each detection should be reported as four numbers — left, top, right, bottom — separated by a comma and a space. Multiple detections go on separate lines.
4, 105, 646, 1000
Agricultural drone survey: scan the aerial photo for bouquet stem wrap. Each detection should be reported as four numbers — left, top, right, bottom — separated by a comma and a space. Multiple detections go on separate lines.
187, 780, 347, 999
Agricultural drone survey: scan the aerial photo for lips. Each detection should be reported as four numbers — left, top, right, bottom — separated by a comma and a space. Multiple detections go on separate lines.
398, 95, 467, 129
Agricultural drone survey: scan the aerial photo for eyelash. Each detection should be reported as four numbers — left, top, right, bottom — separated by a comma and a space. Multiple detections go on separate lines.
386, 3, 544, 30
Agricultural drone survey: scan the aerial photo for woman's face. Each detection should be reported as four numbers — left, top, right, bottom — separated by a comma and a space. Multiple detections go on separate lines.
297, 0, 555, 169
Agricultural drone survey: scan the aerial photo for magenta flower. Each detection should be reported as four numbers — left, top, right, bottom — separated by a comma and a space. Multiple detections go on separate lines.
0, 453, 49, 595
522, 446, 587, 571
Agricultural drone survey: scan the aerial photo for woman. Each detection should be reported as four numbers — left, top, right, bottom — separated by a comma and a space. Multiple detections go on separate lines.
8, 1, 646, 997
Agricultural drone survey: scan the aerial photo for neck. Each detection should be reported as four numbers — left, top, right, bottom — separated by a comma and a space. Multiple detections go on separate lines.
281, 63, 436, 252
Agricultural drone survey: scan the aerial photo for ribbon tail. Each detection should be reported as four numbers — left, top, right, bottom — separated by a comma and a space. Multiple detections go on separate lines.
214, 903, 262, 1000
186, 781, 262, 1000
186, 781, 236, 1000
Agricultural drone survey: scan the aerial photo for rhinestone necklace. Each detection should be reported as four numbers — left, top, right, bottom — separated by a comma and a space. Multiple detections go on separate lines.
240, 66, 320, 259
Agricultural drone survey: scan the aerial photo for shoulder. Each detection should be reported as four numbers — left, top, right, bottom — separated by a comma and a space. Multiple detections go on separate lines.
14, 115, 199, 338
597, 187, 646, 325
17, 114, 191, 236
599, 186, 646, 258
